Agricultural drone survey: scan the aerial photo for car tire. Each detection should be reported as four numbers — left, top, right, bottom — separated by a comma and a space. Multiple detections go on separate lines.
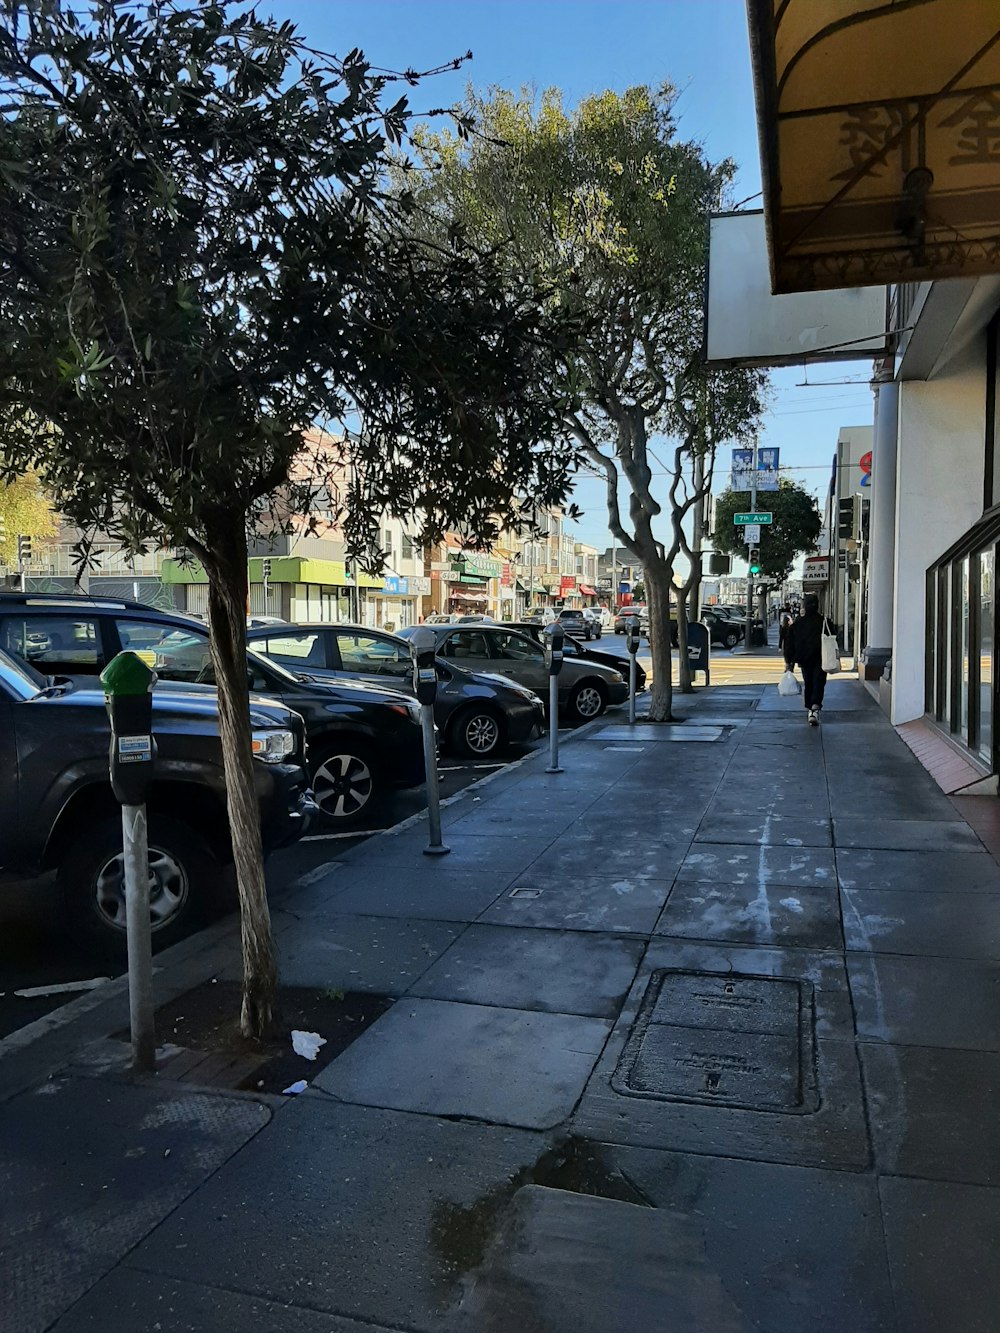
723, 630, 740, 650
58, 814, 221, 957
450, 705, 505, 759
568, 678, 607, 722
310, 738, 382, 826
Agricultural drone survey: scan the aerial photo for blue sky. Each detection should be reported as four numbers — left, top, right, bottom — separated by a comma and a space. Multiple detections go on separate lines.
271, 0, 873, 556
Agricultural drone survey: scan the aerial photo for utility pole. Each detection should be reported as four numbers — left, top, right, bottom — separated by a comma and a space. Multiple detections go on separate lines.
743, 439, 758, 654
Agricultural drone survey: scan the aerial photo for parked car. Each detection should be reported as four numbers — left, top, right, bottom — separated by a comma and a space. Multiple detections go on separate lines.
582, 608, 604, 638
247, 614, 289, 629
398, 623, 628, 721
556, 607, 597, 641
424, 612, 494, 625
0, 594, 425, 826
614, 606, 647, 634
246, 622, 545, 759
0, 647, 313, 953
508, 622, 647, 692
669, 609, 744, 650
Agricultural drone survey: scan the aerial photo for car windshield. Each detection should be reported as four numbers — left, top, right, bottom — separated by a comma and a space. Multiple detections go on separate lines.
0, 646, 42, 700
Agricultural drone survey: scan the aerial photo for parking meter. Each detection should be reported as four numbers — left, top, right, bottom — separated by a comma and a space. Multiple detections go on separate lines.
101, 651, 157, 805
408, 629, 449, 856
542, 621, 565, 773
625, 617, 641, 724
99, 651, 157, 1071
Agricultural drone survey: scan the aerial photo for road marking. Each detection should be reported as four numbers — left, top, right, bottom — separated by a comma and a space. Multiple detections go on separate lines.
301, 830, 387, 842
439, 763, 506, 771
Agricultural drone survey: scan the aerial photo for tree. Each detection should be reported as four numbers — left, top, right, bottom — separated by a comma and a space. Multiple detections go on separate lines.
0, 470, 56, 567
0, 1, 578, 1035
401, 86, 767, 718
712, 480, 822, 581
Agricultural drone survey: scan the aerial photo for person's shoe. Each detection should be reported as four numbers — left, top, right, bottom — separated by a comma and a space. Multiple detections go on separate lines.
808, 709, 819, 726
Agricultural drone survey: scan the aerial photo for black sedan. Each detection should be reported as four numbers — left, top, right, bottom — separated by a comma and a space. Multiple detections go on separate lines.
246, 622, 545, 759
506, 622, 647, 693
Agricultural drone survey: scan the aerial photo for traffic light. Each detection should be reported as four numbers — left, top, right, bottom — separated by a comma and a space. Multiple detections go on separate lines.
837, 499, 853, 540
262, 557, 272, 580
17, 534, 31, 566
748, 553, 761, 576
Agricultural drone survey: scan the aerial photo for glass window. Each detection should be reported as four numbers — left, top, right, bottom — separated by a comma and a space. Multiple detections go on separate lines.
981, 547, 994, 765
335, 632, 410, 679
961, 558, 971, 738
1, 615, 104, 673
440, 631, 490, 660
489, 631, 544, 661
260, 632, 325, 669
117, 620, 211, 682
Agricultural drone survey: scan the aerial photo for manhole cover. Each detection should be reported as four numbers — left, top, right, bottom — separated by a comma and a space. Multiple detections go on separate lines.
612, 968, 817, 1114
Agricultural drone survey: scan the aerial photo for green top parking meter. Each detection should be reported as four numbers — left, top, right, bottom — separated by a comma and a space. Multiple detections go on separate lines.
409, 627, 439, 707
625, 616, 642, 656
100, 651, 157, 806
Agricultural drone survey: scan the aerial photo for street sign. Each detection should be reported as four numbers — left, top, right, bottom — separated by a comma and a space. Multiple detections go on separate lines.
743, 524, 761, 544
734, 512, 773, 525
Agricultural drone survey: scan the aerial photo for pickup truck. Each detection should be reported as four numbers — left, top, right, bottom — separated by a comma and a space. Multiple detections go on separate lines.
0, 648, 314, 954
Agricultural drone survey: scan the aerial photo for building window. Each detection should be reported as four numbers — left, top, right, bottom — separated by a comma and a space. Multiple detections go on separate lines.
402, 533, 418, 561
987, 314, 1000, 510
981, 546, 995, 765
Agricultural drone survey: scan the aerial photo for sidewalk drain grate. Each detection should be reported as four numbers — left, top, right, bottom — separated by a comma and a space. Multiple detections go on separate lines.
510, 887, 543, 899
611, 968, 818, 1114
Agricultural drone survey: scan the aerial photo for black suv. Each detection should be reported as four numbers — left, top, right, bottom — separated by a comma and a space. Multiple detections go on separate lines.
0, 648, 313, 953
0, 594, 425, 826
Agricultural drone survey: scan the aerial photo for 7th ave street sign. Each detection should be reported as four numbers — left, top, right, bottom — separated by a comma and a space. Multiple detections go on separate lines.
734, 512, 773, 525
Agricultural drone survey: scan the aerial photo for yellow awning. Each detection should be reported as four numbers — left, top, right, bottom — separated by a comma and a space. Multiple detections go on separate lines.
748, 0, 1000, 292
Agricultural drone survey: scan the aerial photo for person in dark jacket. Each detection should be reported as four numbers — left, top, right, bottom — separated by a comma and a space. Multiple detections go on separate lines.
784, 593, 833, 725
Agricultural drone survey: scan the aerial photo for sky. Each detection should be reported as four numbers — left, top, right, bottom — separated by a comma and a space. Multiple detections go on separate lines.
270, 0, 874, 562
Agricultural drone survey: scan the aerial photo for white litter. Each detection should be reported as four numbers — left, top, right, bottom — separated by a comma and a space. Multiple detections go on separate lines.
14, 977, 110, 998
291, 1030, 326, 1061
282, 1080, 309, 1095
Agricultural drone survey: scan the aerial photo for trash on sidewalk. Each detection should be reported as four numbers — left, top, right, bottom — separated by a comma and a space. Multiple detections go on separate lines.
291, 1029, 326, 1060
14, 977, 110, 998
778, 670, 800, 697
282, 1079, 309, 1095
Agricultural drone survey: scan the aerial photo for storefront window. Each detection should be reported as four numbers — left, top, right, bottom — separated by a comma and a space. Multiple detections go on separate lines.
961, 557, 971, 738
981, 547, 994, 765
941, 567, 953, 729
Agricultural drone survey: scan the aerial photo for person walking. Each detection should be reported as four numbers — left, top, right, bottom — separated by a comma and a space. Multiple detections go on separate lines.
777, 602, 793, 653
783, 593, 834, 725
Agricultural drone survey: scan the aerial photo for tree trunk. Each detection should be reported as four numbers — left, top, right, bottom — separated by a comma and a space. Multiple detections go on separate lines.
645, 563, 675, 721
203, 513, 279, 1039
676, 588, 694, 694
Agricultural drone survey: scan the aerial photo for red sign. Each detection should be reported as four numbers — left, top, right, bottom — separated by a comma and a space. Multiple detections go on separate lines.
501, 562, 512, 586
560, 575, 576, 595
859, 451, 872, 474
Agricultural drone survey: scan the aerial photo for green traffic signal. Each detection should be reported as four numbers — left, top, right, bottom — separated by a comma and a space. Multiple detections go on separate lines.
749, 559, 761, 576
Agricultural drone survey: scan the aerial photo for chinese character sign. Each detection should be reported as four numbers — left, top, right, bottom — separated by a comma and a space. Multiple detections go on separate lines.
731, 449, 753, 491
757, 447, 780, 492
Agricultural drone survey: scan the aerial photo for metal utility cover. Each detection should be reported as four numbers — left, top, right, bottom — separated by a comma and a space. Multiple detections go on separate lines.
613, 968, 817, 1114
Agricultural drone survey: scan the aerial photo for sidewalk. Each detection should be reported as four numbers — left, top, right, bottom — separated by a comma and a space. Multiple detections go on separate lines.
5, 674, 1000, 1331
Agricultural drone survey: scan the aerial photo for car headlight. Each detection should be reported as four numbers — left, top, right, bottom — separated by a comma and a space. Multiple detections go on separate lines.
609, 671, 625, 684
251, 728, 295, 763
387, 699, 423, 725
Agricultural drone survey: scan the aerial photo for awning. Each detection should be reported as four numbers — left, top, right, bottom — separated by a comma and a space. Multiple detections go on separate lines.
579, 584, 597, 596
450, 590, 488, 604
748, 0, 1000, 292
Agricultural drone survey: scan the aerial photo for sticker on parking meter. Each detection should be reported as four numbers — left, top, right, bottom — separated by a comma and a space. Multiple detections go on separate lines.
418, 668, 436, 683
118, 735, 152, 763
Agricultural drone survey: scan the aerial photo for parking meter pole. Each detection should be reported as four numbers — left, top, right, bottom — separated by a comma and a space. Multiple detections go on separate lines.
410, 628, 449, 857
100, 651, 157, 1073
121, 803, 155, 1071
543, 622, 565, 774
626, 617, 641, 725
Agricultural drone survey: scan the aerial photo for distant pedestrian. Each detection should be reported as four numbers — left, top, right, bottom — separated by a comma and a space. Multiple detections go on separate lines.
783, 593, 835, 726
777, 603, 793, 653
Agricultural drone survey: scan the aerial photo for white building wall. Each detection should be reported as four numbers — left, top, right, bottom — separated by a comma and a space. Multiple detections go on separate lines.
890, 336, 986, 724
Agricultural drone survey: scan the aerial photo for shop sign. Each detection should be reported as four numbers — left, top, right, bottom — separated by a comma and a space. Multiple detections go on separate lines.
501, 562, 512, 586
382, 575, 408, 596
560, 575, 577, 595
408, 575, 431, 594
803, 556, 831, 584
458, 551, 502, 579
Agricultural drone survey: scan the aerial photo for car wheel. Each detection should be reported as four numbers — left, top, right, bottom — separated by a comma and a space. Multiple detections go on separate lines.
310, 740, 380, 826
58, 814, 220, 956
723, 630, 740, 650
450, 705, 505, 759
569, 678, 607, 722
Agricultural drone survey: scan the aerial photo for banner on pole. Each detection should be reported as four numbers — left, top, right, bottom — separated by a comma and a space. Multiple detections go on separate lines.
756, 447, 780, 491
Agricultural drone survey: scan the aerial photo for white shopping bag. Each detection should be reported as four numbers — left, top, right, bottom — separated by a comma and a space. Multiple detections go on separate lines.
821, 619, 842, 674
778, 670, 800, 697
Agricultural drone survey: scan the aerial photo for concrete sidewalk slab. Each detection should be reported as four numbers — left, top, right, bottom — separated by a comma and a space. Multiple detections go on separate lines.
842, 886, 1000, 959
848, 953, 1000, 1049
51, 1269, 403, 1333
833, 816, 985, 851
861, 1042, 1000, 1186
271, 915, 463, 993
314, 998, 612, 1129
677, 844, 837, 888
694, 812, 833, 847
837, 848, 1000, 893
338, 831, 558, 875
285, 869, 513, 922
1, 1078, 269, 1333
879, 1177, 1000, 1333
479, 875, 671, 934
656, 880, 843, 951
407, 924, 644, 1017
